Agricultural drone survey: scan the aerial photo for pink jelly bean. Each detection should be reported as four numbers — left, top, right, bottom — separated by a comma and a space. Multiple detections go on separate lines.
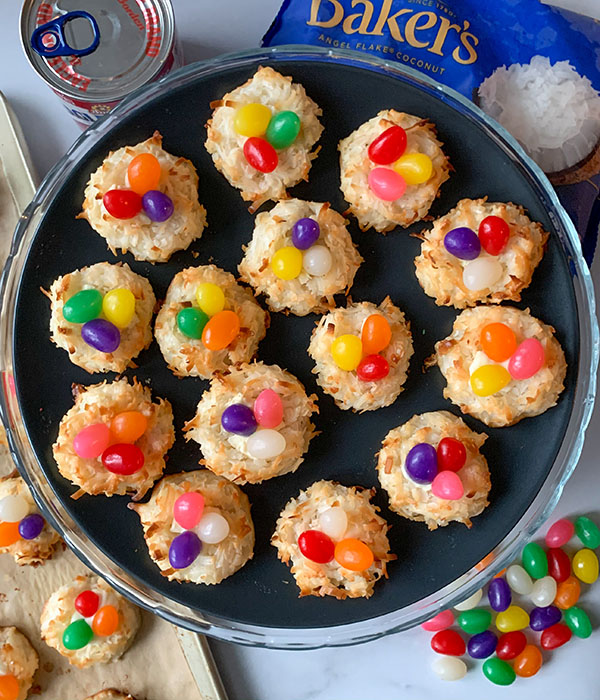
545, 518, 574, 548
431, 471, 464, 500
253, 389, 284, 429
173, 492, 205, 530
421, 609, 455, 632
73, 423, 110, 459
508, 338, 545, 380
367, 167, 406, 201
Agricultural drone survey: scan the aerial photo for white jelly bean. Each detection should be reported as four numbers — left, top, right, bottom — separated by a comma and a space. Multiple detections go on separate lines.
319, 507, 348, 540
432, 656, 467, 681
0, 495, 29, 522
302, 245, 332, 277
196, 513, 230, 544
462, 258, 503, 291
506, 564, 533, 595
529, 575, 557, 607
454, 588, 482, 611
246, 429, 286, 459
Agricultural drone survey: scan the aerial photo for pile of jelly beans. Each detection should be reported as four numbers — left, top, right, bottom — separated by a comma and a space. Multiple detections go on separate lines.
331, 314, 392, 382
103, 153, 174, 222
63, 589, 119, 650
176, 282, 241, 351
422, 514, 599, 685
443, 216, 510, 291
366, 125, 433, 202
73, 410, 148, 476
168, 491, 230, 569
0, 673, 20, 700
470, 322, 545, 398
0, 494, 45, 546
271, 217, 333, 281
221, 389, 286, 460
233, 103, 301, 173
405, 437, 467, 500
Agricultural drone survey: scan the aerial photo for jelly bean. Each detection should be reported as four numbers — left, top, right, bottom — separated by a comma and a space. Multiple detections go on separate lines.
506, 564, 533, 595
514, 644, 542, 678
430, 629, 466, 656
63, 289, 103, 323
102, 288, 136, 329
73, 423, 111, 460
173, 492, 205, 530
0, 522, 20, 547
331, 335, 363, 371
271, 246, 303, 280
488, 577, 511, 612
470, 365, 511, 397
368, 167, 406, 201
444, 227, 481, 260
292, 217, 320, 250
74, 590, 100, 618
572, 548, 599, 583
0, 674, 19, 700
482, 658, 515, 686
480, 323, 517, 363
169, 530, 201, 569
530, 576, 557, 607
246, 429, 286, 459
554, 575, 580, 610
127, 153, 161, 195
234, 103, 271, 137
110, 411, 148, 444
63, 619, 93, 650
508, 338, 545, 380
529, 605, 561, 631
522, 541, 548, 579
546, 518, 574, 548
405, 443, 437, 484
81, 319, 120, 353
368, 126, 407, 164
177, 307, 208, 339
202, 310, 240, 351
196, 512, 230, 544
392, 153, 433, 185
541, 622, 571, 649
254, 390, 283, 429
361, 315, 392, 355
421, 609, 455, 632
298, 530, 334, 563
458, 609, 492, 635
495, 605, 530, 632
103, 189, 142, 219
319, 507, 348, 540
195, 283, 225, 317
454, 588, 483, 611
436, 438, 466, 472
431, 471, 464, 500
221, 404, 257, 436
101, 443, 145, 475
266, 110, 301, 149
356, 354, 390, 382
575, 515, 600, 549
334, 538, 374, 571
462, 258, 503, 290
243, 137, 278, 172
478, 216, 510, 256
303, 245, 332, 276
431, 656, 466, 681
92, 605, 119, 636
0, 495, 29, 523
142, 190, 174, 222
467, 630, 497, 659
563, 605, 592, 638
496, 630, 527, 660
547, 548, 571, 582
18, 514, 44, 540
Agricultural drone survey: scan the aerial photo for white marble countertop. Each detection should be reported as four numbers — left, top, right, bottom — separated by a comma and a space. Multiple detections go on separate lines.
2, 0, 600, 698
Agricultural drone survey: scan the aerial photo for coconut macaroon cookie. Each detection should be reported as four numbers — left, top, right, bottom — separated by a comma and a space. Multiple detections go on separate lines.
0, 626, 38, 700
308, 298, 413, 412
46, 262, 155, 374
184, 362, 318, 484
84, 692, 136, 700
79, 131, 207, 262
272, 480, 394, 599
238, 199, 363, 316
433, 306, 567, 428
40, 574, 140, 669
53, 378, 175, 500
414, 198, 549, 308
131, 470, 254, 585
339, 109, 450, 232
155, 264, 269, 378
376, 411, 490, 530
205, 66, 323, 206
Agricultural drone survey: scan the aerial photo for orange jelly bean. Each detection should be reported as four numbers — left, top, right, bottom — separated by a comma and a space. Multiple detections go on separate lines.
127, 153, 161, 195
92, 605, 119, 636
361, 314, 392, 355
110, 411, 148, 443
480, 323, 517, 362
0, 674, 19, 700
334, 538, 374, 571
554, 575, 580, 609
0, 522, 20, 547
202, 310, 240, 351
514, 644, 542, 677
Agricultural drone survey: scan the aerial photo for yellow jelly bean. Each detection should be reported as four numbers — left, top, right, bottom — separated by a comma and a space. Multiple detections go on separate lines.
572, 548, 599, 584
271, 247, 303, 280
470, 364, 511, 397
234, 103, 272, 137
102, 289, 136, 328
195, 283, 225, 317
495, 605, 530, 633
393, 153, 433, 185
331, 335, 363, 371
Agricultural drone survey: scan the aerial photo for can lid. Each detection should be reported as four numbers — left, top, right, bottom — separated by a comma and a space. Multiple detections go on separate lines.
20, 0, 176, 101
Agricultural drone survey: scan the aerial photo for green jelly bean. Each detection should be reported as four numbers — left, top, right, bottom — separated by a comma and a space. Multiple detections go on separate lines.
177, 307, 209, 340
458, 609, 492, 635
575, 516, 600, 549
62, 619, 93, 650
564, 606, 592, 639
266, 111, 301, 149
522, 542, 548, 579
483, 657, 516, 686
63, 289, 103, 323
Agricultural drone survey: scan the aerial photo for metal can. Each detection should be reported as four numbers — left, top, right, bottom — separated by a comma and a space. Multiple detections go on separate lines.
20, 0, 182, 128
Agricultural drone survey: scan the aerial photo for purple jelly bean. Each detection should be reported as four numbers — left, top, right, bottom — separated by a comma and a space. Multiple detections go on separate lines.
530, 605, 562, 631
168, 531, 201, 569
18, 514, 44, 540
221, 404, 257, 436
292, 217, 320, 250
81, 319, 120, 353
467, 630, 497, 659
142, 190, 174, 222
405, 443, 438, 484
443, 227, 481, 260
488, 577, 511, 612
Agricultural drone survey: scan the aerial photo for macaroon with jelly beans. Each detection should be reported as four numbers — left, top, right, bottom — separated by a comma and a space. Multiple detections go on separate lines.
308, 298, 413, 412
414, 198, 549, 308
376, 411, 491, 530
0, 626, 38, 700
184, 362, 318, 484
238, 199, 363, 316
154, 264, 269, 379
52, 378, 174, 500
338, 109, 450, 232
46, 262, 155, 374
130, 470, 254, 585
40, 574, 140, 668
432, 305, 567, 427
79, 131, 207, 262
205, 66, 323, 207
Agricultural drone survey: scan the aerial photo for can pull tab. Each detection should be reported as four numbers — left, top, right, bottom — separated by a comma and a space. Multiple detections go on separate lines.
30, 10, 100, 58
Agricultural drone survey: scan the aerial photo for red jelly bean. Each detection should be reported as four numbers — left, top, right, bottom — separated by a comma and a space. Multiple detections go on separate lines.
298, 530, 334, 563
431, 629, 466, 656
367, 125, 407, 164
496, 630, 527, 660
103, 189, 142, 219
356, 354, 389, 381
101, 443, 145, 475
436, 438, 466, 472
243, 137, 278, 173
541, 622, 572, 650
74, 590, 100, 618
478, 216, 510, 255
547, 548, 572, 583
